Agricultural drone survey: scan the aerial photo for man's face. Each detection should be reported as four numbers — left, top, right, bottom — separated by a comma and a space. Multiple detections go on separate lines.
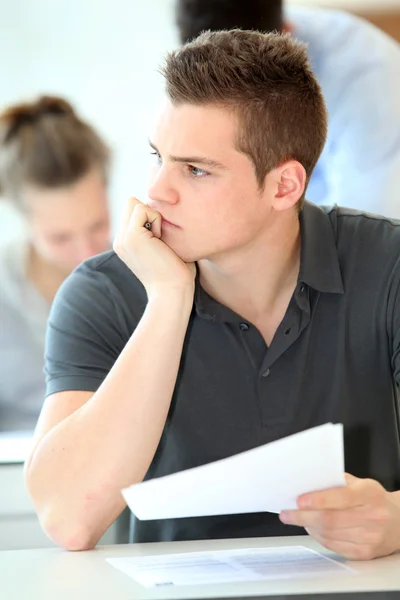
147, 101, 275, 263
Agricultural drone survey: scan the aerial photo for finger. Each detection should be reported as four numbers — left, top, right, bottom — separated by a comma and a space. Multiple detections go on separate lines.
305, 525, 382, 545
114, 198, 142, 252
297, 482, 360, 511
345, 473, 358, 485
280, 506, 375, 530
298, 476, 385, 512
117, 197, 141, 232
129, 203, 162, 239
305, 528, 378, 561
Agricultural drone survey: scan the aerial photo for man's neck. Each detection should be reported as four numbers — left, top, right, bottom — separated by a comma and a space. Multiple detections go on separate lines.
198, 212, 301, 338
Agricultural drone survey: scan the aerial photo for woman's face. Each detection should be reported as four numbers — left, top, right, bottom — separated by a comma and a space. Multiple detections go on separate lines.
23, 168, 111, 273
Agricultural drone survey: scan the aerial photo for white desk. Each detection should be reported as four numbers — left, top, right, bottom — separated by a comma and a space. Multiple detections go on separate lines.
1, 536, 399, 600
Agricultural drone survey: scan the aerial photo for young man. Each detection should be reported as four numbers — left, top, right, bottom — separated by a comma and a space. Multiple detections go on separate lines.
25, 30, 400, 560
176, 0, 400, 219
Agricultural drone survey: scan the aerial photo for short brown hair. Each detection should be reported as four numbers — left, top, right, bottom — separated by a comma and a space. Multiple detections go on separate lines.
161, 30, 327, 208
0, 95, 110, 202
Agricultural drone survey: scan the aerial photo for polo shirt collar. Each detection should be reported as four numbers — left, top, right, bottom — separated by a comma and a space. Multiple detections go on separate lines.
299, 201, 344, 294
195, 201, 344, 322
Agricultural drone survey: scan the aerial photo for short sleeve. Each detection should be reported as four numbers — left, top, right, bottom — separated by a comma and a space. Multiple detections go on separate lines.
45, 263, 132, 397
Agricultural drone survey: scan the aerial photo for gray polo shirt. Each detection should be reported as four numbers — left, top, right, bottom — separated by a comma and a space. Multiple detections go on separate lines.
45, 202, 400, 543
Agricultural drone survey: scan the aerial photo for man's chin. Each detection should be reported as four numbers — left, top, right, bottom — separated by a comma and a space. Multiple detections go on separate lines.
163, 242, 197, 265
175, 252, 198, 265
174, 247, 218, 265
164, 238, 221, 265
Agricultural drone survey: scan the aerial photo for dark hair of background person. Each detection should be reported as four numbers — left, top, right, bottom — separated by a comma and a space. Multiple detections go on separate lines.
161, 29, 327, 208
0, 95, 110, 204
176, 0, 284, 44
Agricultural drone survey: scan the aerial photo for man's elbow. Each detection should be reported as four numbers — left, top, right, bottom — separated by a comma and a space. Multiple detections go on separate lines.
40, 511, 99, 551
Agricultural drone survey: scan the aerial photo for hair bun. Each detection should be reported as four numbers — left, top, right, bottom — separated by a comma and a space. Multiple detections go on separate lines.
0, 96, 76, 142
35, 95, 75, 118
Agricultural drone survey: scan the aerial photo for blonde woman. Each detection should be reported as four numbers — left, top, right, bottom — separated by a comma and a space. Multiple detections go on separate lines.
0, 96, 111, 431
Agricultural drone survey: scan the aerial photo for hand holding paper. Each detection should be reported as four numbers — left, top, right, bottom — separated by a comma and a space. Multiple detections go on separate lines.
280, 472, 400, 560
122, 423, 345, 520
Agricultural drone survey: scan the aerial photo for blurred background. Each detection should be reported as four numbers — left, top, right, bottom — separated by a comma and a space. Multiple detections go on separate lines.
0, 0, 177, 238
0, 0, 399, 238
0, 0, 399, 552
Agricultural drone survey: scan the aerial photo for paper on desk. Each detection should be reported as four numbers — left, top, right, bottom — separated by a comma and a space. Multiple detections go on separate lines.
107, 546, 354, 588
122, 423, 345, 520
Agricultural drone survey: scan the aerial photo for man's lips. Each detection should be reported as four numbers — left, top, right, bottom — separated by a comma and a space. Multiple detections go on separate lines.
161, 217, 180, 228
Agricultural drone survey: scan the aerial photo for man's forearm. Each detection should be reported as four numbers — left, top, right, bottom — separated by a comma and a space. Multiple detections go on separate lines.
26, 289, 194, 549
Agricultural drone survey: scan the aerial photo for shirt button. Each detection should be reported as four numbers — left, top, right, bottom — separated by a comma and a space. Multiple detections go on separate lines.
262, 368, 270, 378
239, 322, 250, 331
300, 284, 305, 293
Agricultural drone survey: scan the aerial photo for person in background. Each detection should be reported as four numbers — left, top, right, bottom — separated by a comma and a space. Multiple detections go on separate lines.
0, 95, 111, 432
175, 0, 400, 218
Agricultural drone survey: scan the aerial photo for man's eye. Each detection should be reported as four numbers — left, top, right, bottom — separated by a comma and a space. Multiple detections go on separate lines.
150, 151, 162, 164
187, 165, 209, 178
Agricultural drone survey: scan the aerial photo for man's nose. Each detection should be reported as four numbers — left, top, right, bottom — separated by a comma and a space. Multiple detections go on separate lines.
148, 164, 179, 206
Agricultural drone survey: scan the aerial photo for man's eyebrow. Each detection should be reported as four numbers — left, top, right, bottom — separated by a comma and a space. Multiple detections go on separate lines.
148, 140, 228, 170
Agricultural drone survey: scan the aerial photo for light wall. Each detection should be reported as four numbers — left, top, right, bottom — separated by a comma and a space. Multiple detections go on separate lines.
0, 0, 177, 234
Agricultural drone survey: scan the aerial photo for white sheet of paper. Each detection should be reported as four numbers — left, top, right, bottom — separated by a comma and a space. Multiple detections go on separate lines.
122, 423, 345, 520
107, 546, 354, 588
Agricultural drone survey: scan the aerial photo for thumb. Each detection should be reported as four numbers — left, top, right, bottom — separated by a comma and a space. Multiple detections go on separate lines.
344, 472, 359, 486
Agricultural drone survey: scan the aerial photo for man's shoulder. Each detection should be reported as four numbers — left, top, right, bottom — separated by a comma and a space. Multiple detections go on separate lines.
288, 5, 394, 41
288, 6, 399, 75
325, 205, 400, 264
287, 5, 364, 37
75, 250, 144, 297
327, 204, 400, 231
78, 249, 129, 275
55, 250, 147, 321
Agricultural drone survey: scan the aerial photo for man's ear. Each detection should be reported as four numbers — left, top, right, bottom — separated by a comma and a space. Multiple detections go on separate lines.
271, 161, 306, 212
